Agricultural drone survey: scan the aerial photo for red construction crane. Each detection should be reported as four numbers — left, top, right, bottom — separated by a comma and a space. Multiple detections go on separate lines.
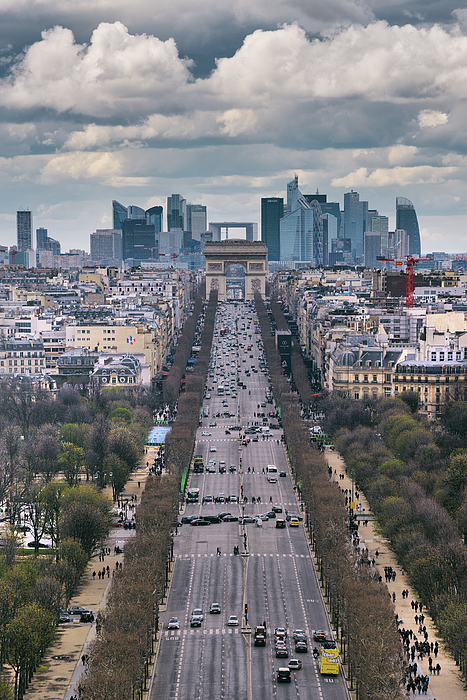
376, 254, 434, 308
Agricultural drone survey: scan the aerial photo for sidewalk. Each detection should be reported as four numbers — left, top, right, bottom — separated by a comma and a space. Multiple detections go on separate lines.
325, 448, 467, 700
23, 445, 158, 700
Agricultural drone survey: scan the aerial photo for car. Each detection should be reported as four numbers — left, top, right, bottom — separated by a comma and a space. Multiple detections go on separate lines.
286, 513, 303, 521
205, 464, 216, 473
210, 603, 221, 614
27, 541, 49, 548
229, 465, 237, 472
280, 471, 287, 477
276, 646, 289, 658
219, 464, 226, 474
228, 495, 238, 503
288, 659, 302, 670
222, 515, 238, 522
295, 641, 308, 653
210, 445, 217, 452
181, 515, 198, 524
276, 519, 286, 529
265, 511, 276, 518
293, 629, 307, 641
168, 617, 180, 629
256, 513, 269, 521
254, 634, 266, 646
59, 612, 70, 623
289, 517, 300, 527
215, 494, 226, 503
277, 668, 291, 683
201, 431, 211, 436
209, 422, 217, 427
217, 511, 231, 519
190, 616, 202, 627
205, 393, 211, 399
272, 506, 282, 513
68, 605, 91, 616
275, 627, 287, 638
227, 615, 239, 626
192, 608, 203, 620
202, 496, 213, 505
241, 516, 257, 524
190, 519, 211, 526
313, 630, 327, 643
80, 611, 94, 623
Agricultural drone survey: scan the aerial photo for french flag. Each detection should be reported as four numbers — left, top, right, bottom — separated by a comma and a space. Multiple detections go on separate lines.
127, 336, 135, 345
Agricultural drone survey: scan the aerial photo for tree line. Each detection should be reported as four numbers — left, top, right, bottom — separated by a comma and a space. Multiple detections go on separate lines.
325, 394, 467, 681
0, 383, 155, 699
255, 293, 404, 699
78, 292, 218, 699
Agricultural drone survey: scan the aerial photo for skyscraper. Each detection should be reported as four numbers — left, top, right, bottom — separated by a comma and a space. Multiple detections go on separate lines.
261, 197, 284, 261
90, 230, 122, 263
146, 206, 163, 234
167, 194, 186, 231
112, 200, 128, 230
364, 232, 382, 269
280, 177, 324, 264
396, 197, 421, 256
186, 204, 207, 242
343, 191, 368, 262
17, 210, 32, 250
122, 220, 156, 262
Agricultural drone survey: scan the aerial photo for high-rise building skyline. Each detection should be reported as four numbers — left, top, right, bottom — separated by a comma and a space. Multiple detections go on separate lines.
17, 210, 32, 250
396, 197, 421, 256
261, 197, 283, 261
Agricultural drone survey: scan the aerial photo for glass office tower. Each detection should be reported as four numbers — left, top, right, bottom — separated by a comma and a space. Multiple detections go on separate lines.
396, 197, 421, 256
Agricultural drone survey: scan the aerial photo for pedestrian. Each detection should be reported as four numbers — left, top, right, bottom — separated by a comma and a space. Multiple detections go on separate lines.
107, 566, 110, 578
92, 571, 96, 581
435, 663, 441, 675
98, 570, 102, 580
217, 547, 221, 555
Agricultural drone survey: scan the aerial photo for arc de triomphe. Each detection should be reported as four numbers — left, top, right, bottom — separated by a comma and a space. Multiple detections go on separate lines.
204, 239, 267, 300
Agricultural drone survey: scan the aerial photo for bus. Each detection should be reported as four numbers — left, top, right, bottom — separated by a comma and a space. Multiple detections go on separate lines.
217, 385, 224, 396
319, 642, 339, 675
187, 487, 200, 503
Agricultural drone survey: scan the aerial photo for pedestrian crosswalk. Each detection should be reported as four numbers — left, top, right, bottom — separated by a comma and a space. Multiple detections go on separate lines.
176, 553, 308, 559
164, 628, 241, 639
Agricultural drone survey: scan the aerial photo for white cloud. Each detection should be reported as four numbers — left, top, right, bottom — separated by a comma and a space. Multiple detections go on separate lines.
1, 22, 193, 117
331, 164, 457, 188
39, 151, 123, 184
418, 109, 449, 128
387, 145, 418, 165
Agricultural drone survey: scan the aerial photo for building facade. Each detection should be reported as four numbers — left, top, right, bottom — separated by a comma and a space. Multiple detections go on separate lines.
396, 197, 421, 256
261, 197, 284, 261
17, 211, 32, 251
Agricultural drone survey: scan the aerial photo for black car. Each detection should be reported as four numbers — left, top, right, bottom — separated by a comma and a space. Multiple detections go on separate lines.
295, 641, 308, 653
190, 519, 211, 526
219, 465, 226, 473
200, 515, 222, 523
221, 515, 238, 522
279, 471, 287, 477
272, 506, 282, 513
286, 514, 303, 522
80, 611, 94, 623
275, 519, 286, 529
218, 512, 231, 519
181, 515, 198, 524
190, 616, 202, 627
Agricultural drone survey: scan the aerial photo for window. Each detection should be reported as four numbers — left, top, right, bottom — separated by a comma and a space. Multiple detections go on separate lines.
372, 375, 377, 383
354, 391, 360, 400
336, 373, 341, 382
354, 374, 359, 383
384, 374, 391, 383
363, 375, 368, 383
363, 391, 369, 399
439, 352, 445, 361
448, 353, 453, 361
372, 391, 378, 399
431, 353, 437, 361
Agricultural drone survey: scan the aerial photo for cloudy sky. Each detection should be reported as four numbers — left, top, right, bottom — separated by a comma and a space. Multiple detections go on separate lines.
1, 0, 467, 253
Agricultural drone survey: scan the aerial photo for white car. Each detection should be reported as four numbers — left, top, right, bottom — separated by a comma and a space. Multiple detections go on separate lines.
201, 431, 211, 436
210, 445, 217, 452
167, 617, 180, 630
227, 615, 239, 626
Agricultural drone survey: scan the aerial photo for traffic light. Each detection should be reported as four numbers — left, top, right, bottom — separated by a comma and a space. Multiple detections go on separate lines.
245, 604, 248, 617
